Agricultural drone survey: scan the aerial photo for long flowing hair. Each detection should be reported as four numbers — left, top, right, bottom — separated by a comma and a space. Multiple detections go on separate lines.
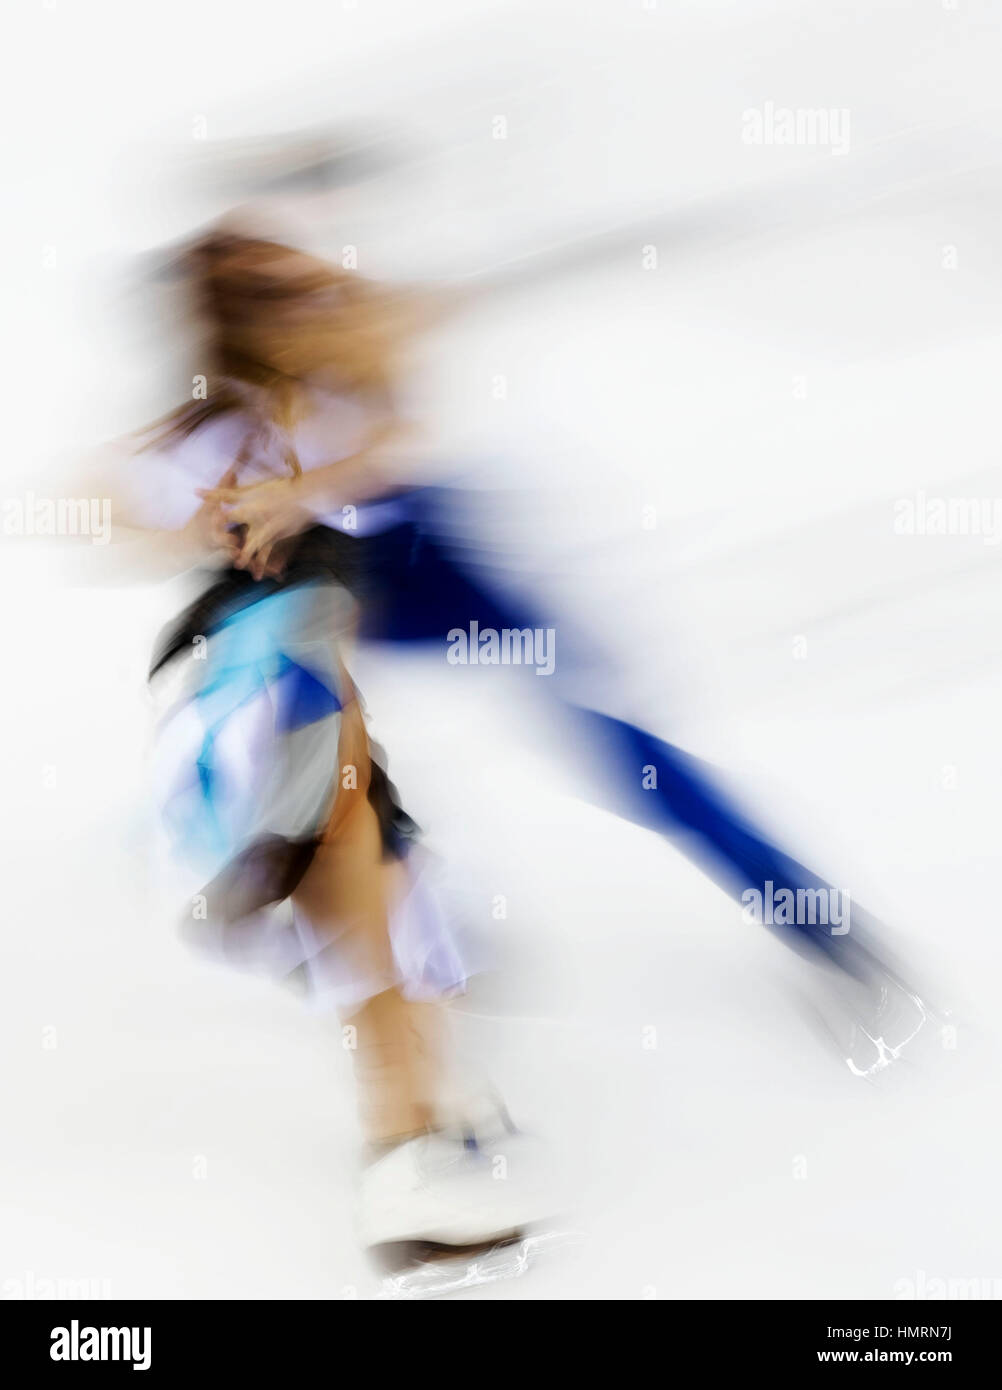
139, 232, 398, 476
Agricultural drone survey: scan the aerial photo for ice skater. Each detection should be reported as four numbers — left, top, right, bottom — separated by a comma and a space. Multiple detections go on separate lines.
104, 231, 555, 1277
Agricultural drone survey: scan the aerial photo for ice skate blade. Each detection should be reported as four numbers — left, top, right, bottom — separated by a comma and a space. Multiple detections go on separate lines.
374, 1229, 583, 1300
799, 984, 956, 1084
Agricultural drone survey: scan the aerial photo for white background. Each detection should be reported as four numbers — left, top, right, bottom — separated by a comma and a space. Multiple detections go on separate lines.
2, 0, 1001, 1299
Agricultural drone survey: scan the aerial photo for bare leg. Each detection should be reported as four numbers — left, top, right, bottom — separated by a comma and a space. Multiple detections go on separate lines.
292, 691, 452, 1144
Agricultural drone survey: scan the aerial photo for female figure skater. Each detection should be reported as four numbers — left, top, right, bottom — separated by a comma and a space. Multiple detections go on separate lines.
110, 231, 552, 1268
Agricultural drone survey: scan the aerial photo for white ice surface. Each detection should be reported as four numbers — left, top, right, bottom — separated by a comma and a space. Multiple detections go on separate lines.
2, 0, 1001, 1301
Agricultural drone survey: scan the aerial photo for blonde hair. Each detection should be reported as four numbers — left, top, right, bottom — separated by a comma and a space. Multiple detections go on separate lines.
141, 232, 400, 475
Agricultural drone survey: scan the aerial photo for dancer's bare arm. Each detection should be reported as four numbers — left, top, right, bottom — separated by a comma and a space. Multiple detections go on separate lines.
198, 416, 412, 579
83, 442, 239, 580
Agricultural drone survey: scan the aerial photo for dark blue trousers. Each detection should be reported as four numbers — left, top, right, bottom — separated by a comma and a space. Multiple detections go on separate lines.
355, 489, 890, 982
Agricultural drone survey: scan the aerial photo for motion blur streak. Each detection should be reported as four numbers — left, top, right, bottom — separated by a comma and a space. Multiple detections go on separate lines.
2, 0, 1000, 1298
